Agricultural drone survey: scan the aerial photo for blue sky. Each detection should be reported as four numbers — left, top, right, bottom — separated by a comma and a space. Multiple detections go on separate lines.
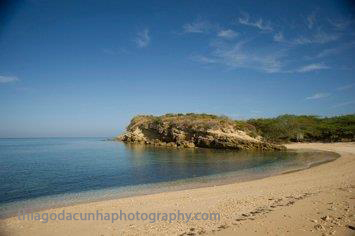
0, 0, 355, 137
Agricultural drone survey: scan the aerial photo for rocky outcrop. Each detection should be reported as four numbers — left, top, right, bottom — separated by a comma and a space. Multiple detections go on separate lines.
117, 114, 286, 151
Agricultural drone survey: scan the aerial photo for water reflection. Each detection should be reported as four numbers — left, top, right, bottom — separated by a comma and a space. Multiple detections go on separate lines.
122, 143, 339, 182
0, 138, 339, 207
123, 143, 294, 180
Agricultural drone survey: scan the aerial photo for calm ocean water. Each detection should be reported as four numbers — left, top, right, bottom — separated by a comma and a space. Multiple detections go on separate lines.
0, 137, 338, 217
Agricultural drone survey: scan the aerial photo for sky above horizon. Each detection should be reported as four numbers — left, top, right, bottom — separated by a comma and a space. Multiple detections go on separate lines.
0, 0, 355, 138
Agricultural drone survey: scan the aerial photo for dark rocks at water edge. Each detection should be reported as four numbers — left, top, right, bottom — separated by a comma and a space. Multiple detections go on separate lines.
116, 113, 286, 151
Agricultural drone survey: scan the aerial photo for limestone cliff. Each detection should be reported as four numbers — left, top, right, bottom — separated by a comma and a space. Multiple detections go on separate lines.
117, 114, 286, 151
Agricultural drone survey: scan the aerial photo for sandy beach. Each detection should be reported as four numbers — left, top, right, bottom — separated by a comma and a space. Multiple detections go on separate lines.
1, 142, 354, 236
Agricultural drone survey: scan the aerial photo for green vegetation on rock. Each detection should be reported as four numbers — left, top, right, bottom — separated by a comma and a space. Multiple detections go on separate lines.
248, 114, 355, 143
118, 113, 355, 148
117, 113, 355, 150
118, 113, 285, 151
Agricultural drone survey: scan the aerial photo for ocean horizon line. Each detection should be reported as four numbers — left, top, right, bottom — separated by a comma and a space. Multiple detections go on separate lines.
0, 136, 112, 139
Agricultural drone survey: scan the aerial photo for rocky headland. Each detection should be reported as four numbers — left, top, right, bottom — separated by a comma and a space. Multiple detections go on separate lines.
116, 113, 285, 151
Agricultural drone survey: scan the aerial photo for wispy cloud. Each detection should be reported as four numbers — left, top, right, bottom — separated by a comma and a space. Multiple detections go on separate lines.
195, 40, 284, 73
297, 63, 329, 73
313, 47, 340, 59
306, 11, 317, 29
273, 26, 340, 46
0, 75, 19, 84
134, 29, 150, 48
238, 12, 273, 32
217, 29, 238, 39
328, 17, 351, 31
185, 12, 352, 75
182, 19, 211, 33
310, 41, 355, 59
190, 54, 217, 64
337, 83, 354, 91
306, 92, 330, 100
332, 101, 355, 108
15, 86, 35, 92
293, 31, 339, 45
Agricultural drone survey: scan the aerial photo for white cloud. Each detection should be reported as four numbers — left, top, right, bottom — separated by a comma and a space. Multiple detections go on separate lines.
182, 20, 210, 33
192, 39, 335, 74
337, 83, 354, 91
306, 92, 330, 100
311, 41, 355, 59
217, 29, 238, 39
190, 55, 217, 64
0, 75, 19, 84
272, 25, 339, 46
238, 12, 273, 31
197, 40, 284, 73
293, 31, 339, 45
273, 32, 285, 42
297, 63, 329, 73
313, 47, 340, 59
184, 13, 349, 74
134, 29, 150, 48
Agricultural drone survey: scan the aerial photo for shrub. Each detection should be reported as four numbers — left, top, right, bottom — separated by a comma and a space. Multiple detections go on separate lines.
248, 114, 355, 143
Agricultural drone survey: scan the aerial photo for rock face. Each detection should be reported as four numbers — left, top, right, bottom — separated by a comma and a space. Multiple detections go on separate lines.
117, 114, 286, 151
